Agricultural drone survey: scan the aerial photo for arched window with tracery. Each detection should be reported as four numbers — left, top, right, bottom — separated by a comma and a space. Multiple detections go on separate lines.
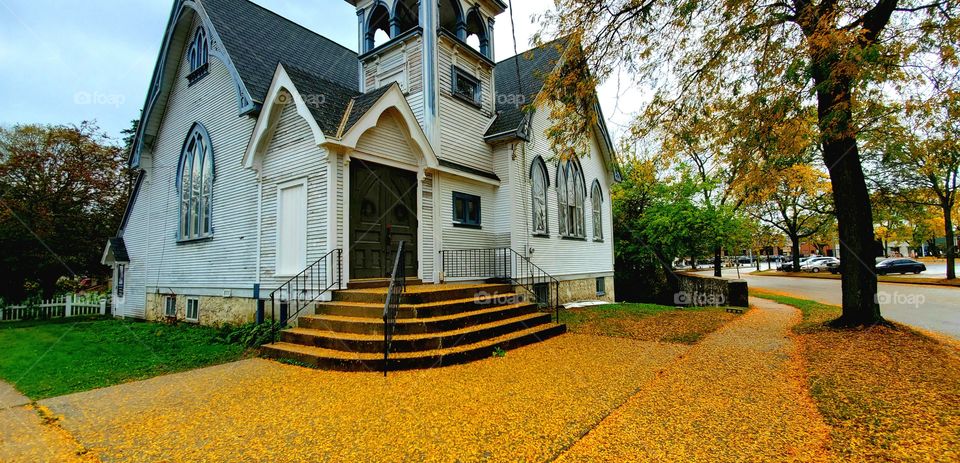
179, 124, 214, 240
530, 156, 549, 235
557, 159, 586, 238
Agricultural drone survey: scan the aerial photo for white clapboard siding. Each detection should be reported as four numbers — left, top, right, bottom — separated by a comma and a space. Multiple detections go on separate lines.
121, 15, 260, 317
438, 174, 501, 251
420, 172, 435, 282
258, 99, 329, 291
504, 107, 615, 279
436, 40, 495, 172
354, 110, 421, 167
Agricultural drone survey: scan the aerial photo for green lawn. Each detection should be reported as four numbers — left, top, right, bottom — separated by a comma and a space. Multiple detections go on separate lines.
748, 290, 840, 332
0, 317, 247, 400
564, 303, 740, 344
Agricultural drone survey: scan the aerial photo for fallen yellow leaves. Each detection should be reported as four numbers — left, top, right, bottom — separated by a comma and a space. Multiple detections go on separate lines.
566, 304, 739, 344
557, 299, 834, 462
40, 334, 687, 462
0, 404, 94, 463
802, 322, 960, 462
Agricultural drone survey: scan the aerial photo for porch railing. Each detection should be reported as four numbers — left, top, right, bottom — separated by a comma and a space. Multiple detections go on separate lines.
439, 248, 561, 322
270, 249, 342, 340
382, 241, 407, 376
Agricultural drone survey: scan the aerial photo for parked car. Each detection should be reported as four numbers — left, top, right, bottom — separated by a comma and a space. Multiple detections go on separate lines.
778, 256, 813, 272
827, 261, 841, 274
801, 257, 839, 273
875, 258, 926, 275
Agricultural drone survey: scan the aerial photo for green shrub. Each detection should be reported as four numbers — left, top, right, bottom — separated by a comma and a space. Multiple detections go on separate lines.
215, 322, 282, 348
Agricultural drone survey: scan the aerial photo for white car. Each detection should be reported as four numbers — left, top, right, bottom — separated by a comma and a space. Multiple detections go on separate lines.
801, 257, 839, 273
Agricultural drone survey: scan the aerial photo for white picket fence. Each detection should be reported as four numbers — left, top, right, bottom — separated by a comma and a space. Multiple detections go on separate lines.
0, 294, 108, 322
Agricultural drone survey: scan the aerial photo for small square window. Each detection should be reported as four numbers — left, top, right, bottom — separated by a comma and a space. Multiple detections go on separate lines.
532, 283, 550, 308
452, 67, 480, 106
453, 192, 481, 228
596, 277, 606, 297
164, 296, 177, 318
186, 298, 200, 322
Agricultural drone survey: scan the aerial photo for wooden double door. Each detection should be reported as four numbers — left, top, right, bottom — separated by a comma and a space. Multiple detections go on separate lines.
349, 159, 419, 279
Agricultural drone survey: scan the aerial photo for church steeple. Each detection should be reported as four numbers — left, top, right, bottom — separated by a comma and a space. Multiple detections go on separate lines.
347, 0, 506, 153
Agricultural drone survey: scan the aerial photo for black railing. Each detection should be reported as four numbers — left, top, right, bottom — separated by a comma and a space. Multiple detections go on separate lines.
439, 248, 561, 322
383, 241, 407, 376
270, 249, 343, 340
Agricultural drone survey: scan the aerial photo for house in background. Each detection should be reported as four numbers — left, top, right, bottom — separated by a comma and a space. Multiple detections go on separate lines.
102, 0, 619, 364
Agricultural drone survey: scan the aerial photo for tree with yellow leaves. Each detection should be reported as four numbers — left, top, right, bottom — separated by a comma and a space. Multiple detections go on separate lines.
539, 0, 958, 326
749, 164, 834, 272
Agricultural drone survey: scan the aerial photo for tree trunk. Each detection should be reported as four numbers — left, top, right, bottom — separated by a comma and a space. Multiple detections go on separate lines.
944, 203, 956, 280
713, 246, 722, 277
810, 56, 881, 326
791, 236, 801, 273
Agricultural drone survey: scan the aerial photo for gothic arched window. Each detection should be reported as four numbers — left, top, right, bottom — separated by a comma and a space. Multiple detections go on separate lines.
530, 156, 549, 235
557, 159, 586, 238
179, 124, 214, 240
591, 180, 604, 241
188, 27, 208, 72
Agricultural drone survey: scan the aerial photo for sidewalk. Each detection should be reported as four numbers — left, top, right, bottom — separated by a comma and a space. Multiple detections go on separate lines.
556, 298, 834, 462
0, 381, 87, 463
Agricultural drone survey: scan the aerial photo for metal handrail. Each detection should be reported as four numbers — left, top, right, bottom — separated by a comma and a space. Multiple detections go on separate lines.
383, 241, 407, 376
439, 248, 561, 322
269, 249, 343, 340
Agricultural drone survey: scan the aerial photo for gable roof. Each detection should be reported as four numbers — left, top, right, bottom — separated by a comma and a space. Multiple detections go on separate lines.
201, 0, 359, 103
486, 37, 570, 140
339, 85, 393, 136
282, 64, 358, 137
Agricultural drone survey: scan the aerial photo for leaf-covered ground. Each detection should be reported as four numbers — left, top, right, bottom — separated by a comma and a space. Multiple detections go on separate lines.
557, 298, 834, 462
753, 290, 960, 462
565, 303, 739, 344
40, 335, 688, 462
0, 318, 247, 399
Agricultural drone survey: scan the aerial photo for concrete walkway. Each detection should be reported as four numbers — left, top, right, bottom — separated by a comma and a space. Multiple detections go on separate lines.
0, 381, 87, 463
556, 298, 834, 462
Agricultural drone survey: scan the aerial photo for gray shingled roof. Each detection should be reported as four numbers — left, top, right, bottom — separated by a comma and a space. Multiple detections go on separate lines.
283, 64, 359, 137
202, 0, 359, 104
486, 37, 569, 139
341, 85, 394, 135
109, 237, 130, 262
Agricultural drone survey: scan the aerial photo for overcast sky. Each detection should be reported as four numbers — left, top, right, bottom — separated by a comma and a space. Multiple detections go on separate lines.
0, 0, 640, 144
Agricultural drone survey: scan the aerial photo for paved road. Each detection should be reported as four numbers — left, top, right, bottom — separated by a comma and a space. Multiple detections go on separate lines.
698, 269, 960, 340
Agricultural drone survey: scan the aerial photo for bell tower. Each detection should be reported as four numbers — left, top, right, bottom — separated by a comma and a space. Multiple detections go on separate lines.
346, 1, 506, 153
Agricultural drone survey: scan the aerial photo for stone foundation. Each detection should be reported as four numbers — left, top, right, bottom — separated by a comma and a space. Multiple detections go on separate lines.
145, 293, 257, 327
557, 276, 615, 305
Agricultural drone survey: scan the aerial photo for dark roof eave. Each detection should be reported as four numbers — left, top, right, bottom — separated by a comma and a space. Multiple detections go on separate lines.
438, 159, 501, 182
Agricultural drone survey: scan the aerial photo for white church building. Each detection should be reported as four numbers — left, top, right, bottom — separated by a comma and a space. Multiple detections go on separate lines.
103, 0, 620, 330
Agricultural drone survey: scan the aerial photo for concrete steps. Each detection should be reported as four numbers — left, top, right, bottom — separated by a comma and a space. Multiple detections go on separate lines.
262, 283, 566, 371
262, 323, 567, 371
